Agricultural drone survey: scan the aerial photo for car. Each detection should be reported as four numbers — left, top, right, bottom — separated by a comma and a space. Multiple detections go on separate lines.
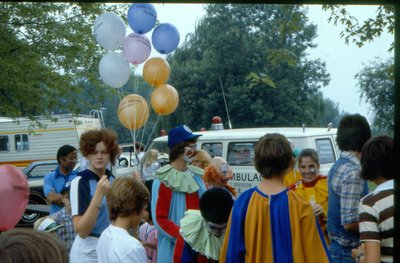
18, 160, 59, 226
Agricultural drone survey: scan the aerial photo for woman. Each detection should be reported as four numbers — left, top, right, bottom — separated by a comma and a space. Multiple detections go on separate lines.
69, 128, 120, 263
142, 149, 161, 194
191, 149, 212, 169
151, 124, 207, 263
203, 156, 237, 199
290, 148, 329, 243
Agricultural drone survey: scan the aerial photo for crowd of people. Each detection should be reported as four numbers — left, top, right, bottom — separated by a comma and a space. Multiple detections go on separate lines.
0, 113, 394, 263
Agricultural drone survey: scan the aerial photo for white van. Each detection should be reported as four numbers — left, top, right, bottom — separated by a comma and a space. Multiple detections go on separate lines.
149, 126, 339, 195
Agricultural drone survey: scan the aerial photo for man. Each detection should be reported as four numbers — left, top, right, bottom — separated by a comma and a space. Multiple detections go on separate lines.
43, 144, 78, 214
151, 124, 207, 263
327, 114, 371, 262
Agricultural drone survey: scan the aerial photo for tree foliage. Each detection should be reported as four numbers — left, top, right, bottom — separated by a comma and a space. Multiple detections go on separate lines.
167, 4, 332, 129
0, 2, 129, 120
356, 58, 394, 134
322, 4, 394, 52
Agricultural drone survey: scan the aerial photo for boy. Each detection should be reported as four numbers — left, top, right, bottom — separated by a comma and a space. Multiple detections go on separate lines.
219, 133, 330, 262
97, 177, 150, 263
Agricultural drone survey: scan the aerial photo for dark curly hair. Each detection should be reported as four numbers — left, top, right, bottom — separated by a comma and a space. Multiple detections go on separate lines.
254, 133, 293, 178
336, 114, 371, 152
361, 136, 394, 181
79, 128, 119, 165
107, 177, 150, 221
168, 138, 197, 162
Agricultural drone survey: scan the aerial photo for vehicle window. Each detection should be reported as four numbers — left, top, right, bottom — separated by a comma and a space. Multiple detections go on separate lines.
26, 163, 58, 178
201, 143, 222, 157
0, 135, 9, 152
15, 134, 29, 151
227, 142, 255, 166
315, 138, 336, 164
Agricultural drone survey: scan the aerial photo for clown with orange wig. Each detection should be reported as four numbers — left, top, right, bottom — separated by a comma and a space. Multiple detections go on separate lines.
203, 157, 237, 200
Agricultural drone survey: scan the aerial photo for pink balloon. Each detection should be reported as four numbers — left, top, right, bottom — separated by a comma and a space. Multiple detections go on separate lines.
123, 33, 151, 65
0, 164, 29, 231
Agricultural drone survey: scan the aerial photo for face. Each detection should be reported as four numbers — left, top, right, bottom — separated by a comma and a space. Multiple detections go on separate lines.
298, 156, 320, 183
219, 162, 233, 185
183, 143, 197, 163
206, 221, 227, 237
86, 141, 110, 171
59, 150, 78, 172
191, 154, 203, 168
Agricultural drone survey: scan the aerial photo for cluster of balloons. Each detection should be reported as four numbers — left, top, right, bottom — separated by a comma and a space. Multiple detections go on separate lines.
93, 4, 181, 131
0, 164, 29, 231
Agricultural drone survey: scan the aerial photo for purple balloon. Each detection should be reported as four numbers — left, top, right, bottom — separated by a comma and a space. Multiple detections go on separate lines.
152, 23, 180, 55
123, 33, 151, 65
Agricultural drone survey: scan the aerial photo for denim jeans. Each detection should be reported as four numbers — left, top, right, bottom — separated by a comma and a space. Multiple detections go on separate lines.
329, 239, 356, 263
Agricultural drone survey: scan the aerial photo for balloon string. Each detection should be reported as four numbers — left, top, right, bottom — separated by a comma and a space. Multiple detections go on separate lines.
143, 114, 160, 151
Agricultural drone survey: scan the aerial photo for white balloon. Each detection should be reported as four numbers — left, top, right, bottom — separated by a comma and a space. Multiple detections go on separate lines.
99, 52, 131, 88
93, 12, 126, 51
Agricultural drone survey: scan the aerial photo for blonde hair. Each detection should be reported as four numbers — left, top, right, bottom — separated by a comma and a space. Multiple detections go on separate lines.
143, 149, 159, 166
193, 150, 212, 169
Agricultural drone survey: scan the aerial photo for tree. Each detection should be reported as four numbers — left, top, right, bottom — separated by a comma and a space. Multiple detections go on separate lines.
0, 3, 129, 121
356, 58, 394, 134
322, 4, 394, 134
167, 4, 331, 129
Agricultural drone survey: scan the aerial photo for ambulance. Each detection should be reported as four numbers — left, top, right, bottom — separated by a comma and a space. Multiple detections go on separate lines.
149, 122, 339, 195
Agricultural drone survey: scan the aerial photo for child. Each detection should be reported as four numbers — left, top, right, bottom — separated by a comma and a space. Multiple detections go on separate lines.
203, 157, 237, 199
96, 177, 150, 263
173, 188, 234, 262
49, 186, 77, 252
142, 149, 161, 194
139, 210, 158, 263
290, 148, 329, 243
219, 133, 330, 263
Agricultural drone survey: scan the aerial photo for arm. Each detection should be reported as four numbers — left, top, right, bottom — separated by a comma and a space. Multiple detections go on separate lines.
360, 242, 380, 263
340, 169, 366, 233
43, 173, 63, 206
153, 183, 180, 238
73, 175, 110, 238
46, 192, 64, 206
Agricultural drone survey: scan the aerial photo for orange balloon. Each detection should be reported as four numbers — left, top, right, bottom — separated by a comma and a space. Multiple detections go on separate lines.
118, 94, 149, 130
150, 84, 179, 115
143, 57, 171, 87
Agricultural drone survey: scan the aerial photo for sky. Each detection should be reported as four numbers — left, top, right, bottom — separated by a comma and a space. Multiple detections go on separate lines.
130, 3, 394, 123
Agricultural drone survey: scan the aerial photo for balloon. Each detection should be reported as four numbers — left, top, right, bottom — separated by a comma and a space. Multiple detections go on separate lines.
143, 57, 171, 87
152, 23, 180, 54
127, 3, 157, 34
99, 52, 131, 88
0, 164, 29, 231
150, 84, 179, 115
93, 12, 126, 51
123, 33, 151, 65
118, 94, 149, 130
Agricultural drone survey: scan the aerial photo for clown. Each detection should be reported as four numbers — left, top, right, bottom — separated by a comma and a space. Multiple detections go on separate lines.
203, 157, 236, 200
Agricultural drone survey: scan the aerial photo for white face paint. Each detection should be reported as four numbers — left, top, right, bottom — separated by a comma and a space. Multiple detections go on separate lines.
183, 144, 197, 163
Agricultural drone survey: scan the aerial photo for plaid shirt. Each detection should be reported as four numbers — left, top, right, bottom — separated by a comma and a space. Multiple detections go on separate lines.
50, 208, 76, 252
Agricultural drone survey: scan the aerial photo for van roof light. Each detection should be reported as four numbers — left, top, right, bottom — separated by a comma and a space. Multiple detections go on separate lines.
211, 116, 224, 130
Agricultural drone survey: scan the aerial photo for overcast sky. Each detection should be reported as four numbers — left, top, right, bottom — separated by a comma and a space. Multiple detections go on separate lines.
131, 3, 394, 123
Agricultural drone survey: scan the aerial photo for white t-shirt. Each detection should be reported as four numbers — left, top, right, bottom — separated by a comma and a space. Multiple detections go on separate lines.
96, 224, 146, 263
142, 162, 160, 181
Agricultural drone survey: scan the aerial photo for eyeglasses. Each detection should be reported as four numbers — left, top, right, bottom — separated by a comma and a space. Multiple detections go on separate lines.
186, 144, 197, 150
63, 157, 77, 162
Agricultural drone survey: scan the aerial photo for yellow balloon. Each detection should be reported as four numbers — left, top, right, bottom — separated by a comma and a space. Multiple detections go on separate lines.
150, 84, 179, 115
143, 57, 171, 87
118, 94, 149, 130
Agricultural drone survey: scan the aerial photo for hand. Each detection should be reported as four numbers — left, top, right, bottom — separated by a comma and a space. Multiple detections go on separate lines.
311, 203, 324, 217
95, 175, 111, 196
351, 246, 365, 262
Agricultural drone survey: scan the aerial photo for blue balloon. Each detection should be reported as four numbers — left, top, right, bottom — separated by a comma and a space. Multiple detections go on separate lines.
127, 3, 157, 34
152, 23, 180, 55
